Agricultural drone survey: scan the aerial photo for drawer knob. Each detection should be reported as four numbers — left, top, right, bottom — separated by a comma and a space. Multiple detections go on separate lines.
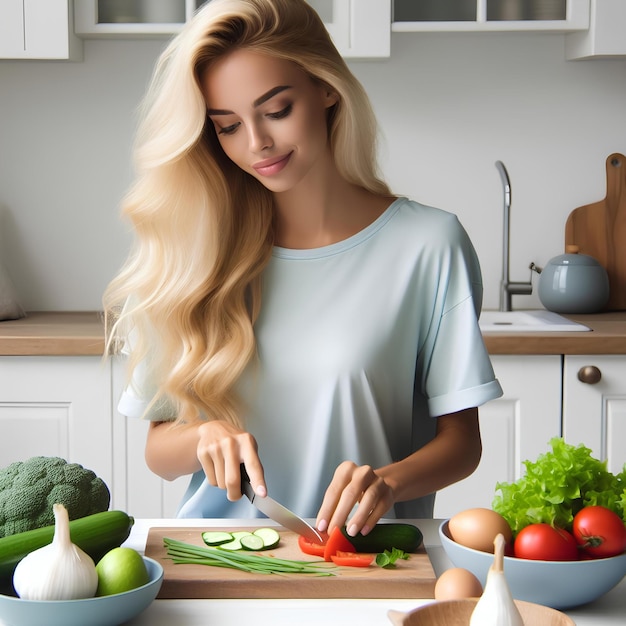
577, 365, 602, 385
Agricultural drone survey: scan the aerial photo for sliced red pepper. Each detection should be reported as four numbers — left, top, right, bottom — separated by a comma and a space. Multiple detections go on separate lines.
323, 526, 356, 562
330, 550, 374, 567
297, 531, 328, 557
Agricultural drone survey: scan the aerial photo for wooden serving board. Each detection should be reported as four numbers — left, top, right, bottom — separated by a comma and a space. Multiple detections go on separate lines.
145, 526, 436, 599
565, 153, 626, 310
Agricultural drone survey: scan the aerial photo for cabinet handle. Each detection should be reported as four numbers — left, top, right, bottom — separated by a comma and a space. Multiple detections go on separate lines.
577, 365, 602, 384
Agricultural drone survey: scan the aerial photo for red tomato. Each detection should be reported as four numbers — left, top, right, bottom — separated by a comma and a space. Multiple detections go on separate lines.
513, 523, 579, 561
330, 551, 374, 567
572, 506, 626, 558
297, 532, 328, 557
323, 526, 357, 562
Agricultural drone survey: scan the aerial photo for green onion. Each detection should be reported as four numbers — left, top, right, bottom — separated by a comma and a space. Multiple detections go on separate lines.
163, 537, 337, 576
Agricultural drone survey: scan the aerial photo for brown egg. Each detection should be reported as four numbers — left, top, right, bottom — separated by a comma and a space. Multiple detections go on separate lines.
434, 567, 483, 600
448, 508, 513, 553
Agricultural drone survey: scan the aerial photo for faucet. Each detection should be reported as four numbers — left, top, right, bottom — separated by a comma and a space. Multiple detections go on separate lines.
495, 161, 535, 312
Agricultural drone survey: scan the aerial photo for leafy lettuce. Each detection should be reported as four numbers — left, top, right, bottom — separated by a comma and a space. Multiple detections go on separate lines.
492, 437, 626, 535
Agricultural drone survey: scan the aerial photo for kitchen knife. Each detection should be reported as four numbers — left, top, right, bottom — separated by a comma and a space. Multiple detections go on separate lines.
240, 464, 324, 543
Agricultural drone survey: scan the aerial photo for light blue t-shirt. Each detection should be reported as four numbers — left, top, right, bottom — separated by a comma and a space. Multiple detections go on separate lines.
118, 198, 503, 519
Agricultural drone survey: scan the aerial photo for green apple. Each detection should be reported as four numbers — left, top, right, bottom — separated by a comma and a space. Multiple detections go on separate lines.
95, 547, 150, 596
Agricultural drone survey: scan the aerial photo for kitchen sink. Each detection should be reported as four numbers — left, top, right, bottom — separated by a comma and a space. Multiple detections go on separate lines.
479, 310, 591, 332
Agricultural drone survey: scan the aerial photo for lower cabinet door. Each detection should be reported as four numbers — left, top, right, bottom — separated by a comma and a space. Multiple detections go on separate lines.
563, 355, 626, 475
434, 355, 562, 519
0, 356, 113, 491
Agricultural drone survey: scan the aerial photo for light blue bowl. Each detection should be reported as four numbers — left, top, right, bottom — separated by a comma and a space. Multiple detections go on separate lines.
0, 556, 163, 626
440, 520, 626, 609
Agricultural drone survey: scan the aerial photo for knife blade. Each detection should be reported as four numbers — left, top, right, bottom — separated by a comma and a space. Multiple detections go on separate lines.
240, 464, 324, 543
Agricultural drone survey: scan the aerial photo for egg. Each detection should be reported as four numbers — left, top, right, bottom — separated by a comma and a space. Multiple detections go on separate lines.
448, 508, 513, 553
434, 567, 483, 600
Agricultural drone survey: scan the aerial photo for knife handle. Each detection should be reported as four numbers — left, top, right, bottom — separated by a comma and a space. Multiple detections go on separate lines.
240, 463, 250, 491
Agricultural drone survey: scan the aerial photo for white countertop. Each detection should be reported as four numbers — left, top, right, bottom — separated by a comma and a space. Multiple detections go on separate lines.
122, 518, 626, 626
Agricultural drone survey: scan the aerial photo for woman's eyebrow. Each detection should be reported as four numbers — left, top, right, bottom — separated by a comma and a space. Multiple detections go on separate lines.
207, 85, 292, 116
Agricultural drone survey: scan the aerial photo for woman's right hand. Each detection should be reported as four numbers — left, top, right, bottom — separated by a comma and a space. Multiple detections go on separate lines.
196, 420, 267, 501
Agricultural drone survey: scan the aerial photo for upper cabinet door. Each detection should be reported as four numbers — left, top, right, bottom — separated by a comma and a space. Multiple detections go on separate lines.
74, 0, 392, 58
0, 0, 81, 60
392, 0, 589, 32
308, 0, 391, 58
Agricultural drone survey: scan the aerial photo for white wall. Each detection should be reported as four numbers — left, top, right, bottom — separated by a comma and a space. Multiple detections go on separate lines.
1, 32, 625, 311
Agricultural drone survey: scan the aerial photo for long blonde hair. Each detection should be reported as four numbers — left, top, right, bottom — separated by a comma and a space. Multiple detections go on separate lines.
104, 0, 390, 426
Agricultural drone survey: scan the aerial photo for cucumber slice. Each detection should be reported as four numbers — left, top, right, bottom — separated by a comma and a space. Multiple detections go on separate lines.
253, 527, 281, 549
202, 531, 234, 546
219, 531, 253, 551
240, 534, 265, 551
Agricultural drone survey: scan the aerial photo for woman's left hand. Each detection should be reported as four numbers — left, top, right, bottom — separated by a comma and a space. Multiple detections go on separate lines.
315, 461, 394, 537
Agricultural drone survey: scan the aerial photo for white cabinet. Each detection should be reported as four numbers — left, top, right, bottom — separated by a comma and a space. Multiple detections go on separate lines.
74, 0, 391, 58
0, 356, 112, 495
0, 0, 81, 60
392, 0, 589, 32
0, 354, 186, 518
434, 355, 563, 518
563, 355, 626, 474
111, 357, 188, 518
566, 0, 626, 59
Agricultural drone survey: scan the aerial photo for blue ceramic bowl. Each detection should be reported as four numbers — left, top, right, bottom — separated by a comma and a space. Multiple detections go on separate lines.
0, 556, 163, 626
439, 520, 626, 609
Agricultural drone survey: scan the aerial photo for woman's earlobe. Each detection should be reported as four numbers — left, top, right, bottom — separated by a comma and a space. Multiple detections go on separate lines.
325, 91, 340, 108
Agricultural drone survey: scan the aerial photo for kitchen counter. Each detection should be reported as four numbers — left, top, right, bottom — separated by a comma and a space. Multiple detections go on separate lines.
122, 518, 626, 626
0, 311, 105, 355
482, 312, 626, 355
2, 311, 626, 356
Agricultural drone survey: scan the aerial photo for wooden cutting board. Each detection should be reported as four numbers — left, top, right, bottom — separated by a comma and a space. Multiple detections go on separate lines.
145, 526, 436, 599
565, 153, 626, 310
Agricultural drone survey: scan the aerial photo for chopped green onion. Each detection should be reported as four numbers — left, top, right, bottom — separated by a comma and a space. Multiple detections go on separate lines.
163, 537, 336, 576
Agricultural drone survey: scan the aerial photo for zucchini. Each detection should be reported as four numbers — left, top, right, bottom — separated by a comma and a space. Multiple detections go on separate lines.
341, 523, 423, 553
0, 509, 134, 586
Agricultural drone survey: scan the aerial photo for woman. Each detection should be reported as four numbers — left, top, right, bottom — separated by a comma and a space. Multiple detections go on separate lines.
104, 0, 502, 538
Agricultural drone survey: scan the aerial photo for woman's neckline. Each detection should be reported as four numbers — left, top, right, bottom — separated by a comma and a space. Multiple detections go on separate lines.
272, 197, 405, 260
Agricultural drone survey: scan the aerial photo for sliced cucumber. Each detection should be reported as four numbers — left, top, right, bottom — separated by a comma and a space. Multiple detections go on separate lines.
253, 527, 280, 549
202, 531, 234, 546
204, 528, 281, 551
240, 534, 266, 551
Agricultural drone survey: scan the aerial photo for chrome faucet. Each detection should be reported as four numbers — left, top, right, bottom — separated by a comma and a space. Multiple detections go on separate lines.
495, 161, 535, 312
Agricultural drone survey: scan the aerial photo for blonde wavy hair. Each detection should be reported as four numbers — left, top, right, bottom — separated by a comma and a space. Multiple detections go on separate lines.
104, 0, 390, 426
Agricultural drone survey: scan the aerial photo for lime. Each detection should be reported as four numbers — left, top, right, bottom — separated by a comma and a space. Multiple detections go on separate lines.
95, 547, 150, 596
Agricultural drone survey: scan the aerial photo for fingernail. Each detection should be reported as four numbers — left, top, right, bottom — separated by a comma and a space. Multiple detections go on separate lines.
361, 524, 371, 536
347, 524, 358, 537
317, 519, 328, 533
256, 485, 267, 497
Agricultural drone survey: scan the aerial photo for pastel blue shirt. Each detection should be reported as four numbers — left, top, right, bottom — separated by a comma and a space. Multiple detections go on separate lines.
118, 197, 503, 519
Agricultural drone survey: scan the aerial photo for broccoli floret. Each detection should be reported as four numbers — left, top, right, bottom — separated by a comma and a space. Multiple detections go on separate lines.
0, 456, 110, 538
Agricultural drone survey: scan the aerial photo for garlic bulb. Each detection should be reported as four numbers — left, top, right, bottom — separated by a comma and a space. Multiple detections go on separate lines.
13, 503, 98, 600
469, 533, 524, 626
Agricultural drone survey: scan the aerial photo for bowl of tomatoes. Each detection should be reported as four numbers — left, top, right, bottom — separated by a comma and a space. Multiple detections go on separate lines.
439, 505, 626, 610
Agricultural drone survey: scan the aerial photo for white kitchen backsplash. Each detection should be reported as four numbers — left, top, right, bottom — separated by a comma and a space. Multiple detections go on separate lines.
0, 32, 625, 311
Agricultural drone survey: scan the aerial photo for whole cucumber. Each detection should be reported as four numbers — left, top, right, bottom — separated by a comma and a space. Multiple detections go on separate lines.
341, 522, 423, 553
0, 509, 134, 587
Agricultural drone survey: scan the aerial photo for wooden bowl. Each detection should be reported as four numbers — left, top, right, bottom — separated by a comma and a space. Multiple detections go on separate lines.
388, 598, 575, 626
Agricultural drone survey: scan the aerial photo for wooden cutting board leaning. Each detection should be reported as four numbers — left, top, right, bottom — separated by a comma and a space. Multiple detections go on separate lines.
565, 153, 626, 310
145, 526, 436, 599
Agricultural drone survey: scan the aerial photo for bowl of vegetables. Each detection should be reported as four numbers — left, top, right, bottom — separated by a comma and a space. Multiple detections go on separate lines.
0, 556, 163, 626
440, 439, 626, 609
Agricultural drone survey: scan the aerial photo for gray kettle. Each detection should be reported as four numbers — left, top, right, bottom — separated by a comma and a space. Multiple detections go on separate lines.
537, 245, 609, 314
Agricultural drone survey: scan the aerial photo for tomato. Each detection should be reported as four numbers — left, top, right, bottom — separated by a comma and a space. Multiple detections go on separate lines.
323, 526, 357, 562
297, 532, 328, 557
330, 551, 374, 567
513, 523, 579, 561
572, 506, 626, 558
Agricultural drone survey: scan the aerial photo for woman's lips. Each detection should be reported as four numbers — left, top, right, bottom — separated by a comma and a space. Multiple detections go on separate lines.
252, 152, 292, 177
